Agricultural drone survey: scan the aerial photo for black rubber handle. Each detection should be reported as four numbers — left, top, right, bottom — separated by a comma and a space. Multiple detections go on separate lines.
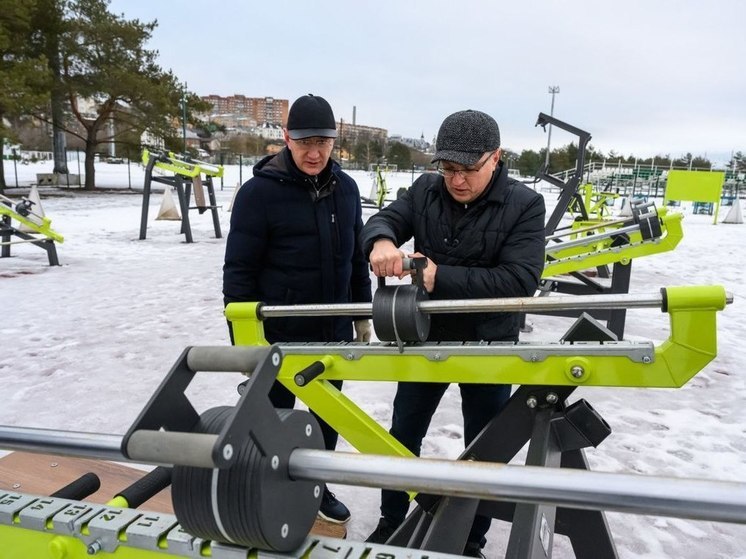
50, 472, 101, 500
376, 257, 428, 289
115, 466, 172, 509
403, 257, 427, 271
294, 361, 326, 386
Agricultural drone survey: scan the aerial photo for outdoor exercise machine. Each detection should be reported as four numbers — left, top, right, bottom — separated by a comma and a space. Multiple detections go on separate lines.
361, 165, 390, 209
531, 113, 684, 338
138, 150, 223, 243
0, 193, 64, 266
0, 280, 736, 559
540, 200, 683, 337
567, 182, 620, 222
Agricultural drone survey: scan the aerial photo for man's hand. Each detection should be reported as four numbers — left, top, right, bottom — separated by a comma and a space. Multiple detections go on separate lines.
409, 252, 437, 293
369, 239, 405, 277
354, 319, 372, 342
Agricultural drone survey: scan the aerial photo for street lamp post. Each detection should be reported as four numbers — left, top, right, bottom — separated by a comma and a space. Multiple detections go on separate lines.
545, 86, 560, 169
12, 148, 19, 188
181, 82, 188, 156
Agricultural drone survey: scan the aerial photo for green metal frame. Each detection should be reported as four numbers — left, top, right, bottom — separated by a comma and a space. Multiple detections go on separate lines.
0, 201, 64, 244
141, 149, 223, 179
227, 285, 727, 458
543, 207, 683, 277
568, 183, 620, 221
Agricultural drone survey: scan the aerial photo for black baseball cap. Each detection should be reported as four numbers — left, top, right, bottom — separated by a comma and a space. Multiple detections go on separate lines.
286, 94, 338, 139
431, 110, 501, 166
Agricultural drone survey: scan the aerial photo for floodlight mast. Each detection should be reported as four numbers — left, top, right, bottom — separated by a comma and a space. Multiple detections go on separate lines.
545, 86, 560, 168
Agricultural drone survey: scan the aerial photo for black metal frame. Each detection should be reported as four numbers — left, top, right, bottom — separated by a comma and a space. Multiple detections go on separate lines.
138, 153, 222, 243
382, 384, 618, 559
528, 114, 635, 339
380, 319, 619, 558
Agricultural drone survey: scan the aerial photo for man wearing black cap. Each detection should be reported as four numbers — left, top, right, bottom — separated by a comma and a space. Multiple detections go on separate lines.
361, 110, 546, 556
223, 94, 372, 524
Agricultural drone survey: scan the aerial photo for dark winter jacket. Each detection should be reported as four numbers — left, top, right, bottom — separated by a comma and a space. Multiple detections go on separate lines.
223, 148, 372, 343
361, 163, 545, 342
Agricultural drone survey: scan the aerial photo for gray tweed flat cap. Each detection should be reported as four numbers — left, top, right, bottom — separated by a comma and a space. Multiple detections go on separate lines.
431, 110, 501, 166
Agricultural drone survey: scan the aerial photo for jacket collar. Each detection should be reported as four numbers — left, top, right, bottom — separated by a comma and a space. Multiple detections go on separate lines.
254, 147, 338, 185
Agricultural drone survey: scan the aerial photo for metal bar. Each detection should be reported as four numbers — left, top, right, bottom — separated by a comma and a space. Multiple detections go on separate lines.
260, 291, 721, 318
545, 217, 631, 241
186, 345, 270, 373
277, 341, 655, 364
545, 223, 642, 254
289, 450, 746, 525
0, 426, 125, 461
0, 239, 50, 246
2, 427, 745, 524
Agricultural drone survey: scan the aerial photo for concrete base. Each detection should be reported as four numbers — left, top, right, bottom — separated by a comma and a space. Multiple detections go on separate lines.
36, 173, 81, 186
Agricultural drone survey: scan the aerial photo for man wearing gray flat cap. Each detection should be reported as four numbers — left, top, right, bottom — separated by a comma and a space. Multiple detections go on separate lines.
361, 109, 546, 557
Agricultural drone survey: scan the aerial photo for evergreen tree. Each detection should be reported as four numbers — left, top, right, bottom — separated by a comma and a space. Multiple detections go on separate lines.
386, 141, 411, 169
516, 149, 541, 177
0, 0, 50, 192
31, 0, 208, 190
729, 151, 745, 172
29, 0, 68, 174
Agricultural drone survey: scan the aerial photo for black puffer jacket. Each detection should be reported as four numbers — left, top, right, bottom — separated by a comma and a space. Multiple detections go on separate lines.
361, 163, 545, 342
223, 148, 372, 343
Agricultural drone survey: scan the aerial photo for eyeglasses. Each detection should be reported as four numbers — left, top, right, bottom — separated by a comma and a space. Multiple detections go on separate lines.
293, 138, 334, 148
438, 151, 495, 179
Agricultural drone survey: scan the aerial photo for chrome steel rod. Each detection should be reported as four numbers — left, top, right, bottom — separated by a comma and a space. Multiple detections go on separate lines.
260, 292, 668, 318
0, 426, 126, 462
289, 449, 746, 524
545, 217, 631, 241
261, 292, 734, 318
545, 223, 643, 254
2, 426, 744, 524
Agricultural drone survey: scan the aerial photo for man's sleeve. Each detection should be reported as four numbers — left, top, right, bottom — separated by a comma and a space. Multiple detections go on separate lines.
350, 181, 373, 304
360, 181, 417, 256
222, 182, 268, 305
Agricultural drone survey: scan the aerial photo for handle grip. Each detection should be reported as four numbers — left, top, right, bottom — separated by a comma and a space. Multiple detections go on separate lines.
376, 256, 428, 289
294, 361, 326, 386
50, 472, 101, 500
115, 466, 172, 509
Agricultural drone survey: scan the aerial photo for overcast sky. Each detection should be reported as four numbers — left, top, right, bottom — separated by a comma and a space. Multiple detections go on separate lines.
108, 0, 745, 166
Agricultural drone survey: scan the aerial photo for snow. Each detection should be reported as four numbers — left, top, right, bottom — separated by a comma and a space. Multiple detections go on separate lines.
1, 160, 745, 558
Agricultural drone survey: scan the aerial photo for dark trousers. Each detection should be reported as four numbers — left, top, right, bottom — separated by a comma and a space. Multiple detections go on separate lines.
380, 381, 511, 544
268, 380, 342, 451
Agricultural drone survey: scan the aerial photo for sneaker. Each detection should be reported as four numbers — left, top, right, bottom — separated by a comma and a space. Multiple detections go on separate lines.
365, 517, 398, 544
463, 541, 486, 558
318, 488, 351, 524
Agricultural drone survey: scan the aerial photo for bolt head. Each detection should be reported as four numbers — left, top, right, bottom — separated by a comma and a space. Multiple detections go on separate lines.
546, 392, 559, 404
222, 444, 234, 460
526, 396, 538, 409
570, 366, 585, 378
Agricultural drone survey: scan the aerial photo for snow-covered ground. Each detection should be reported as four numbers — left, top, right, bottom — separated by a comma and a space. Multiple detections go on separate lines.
1, 160, 745, 558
